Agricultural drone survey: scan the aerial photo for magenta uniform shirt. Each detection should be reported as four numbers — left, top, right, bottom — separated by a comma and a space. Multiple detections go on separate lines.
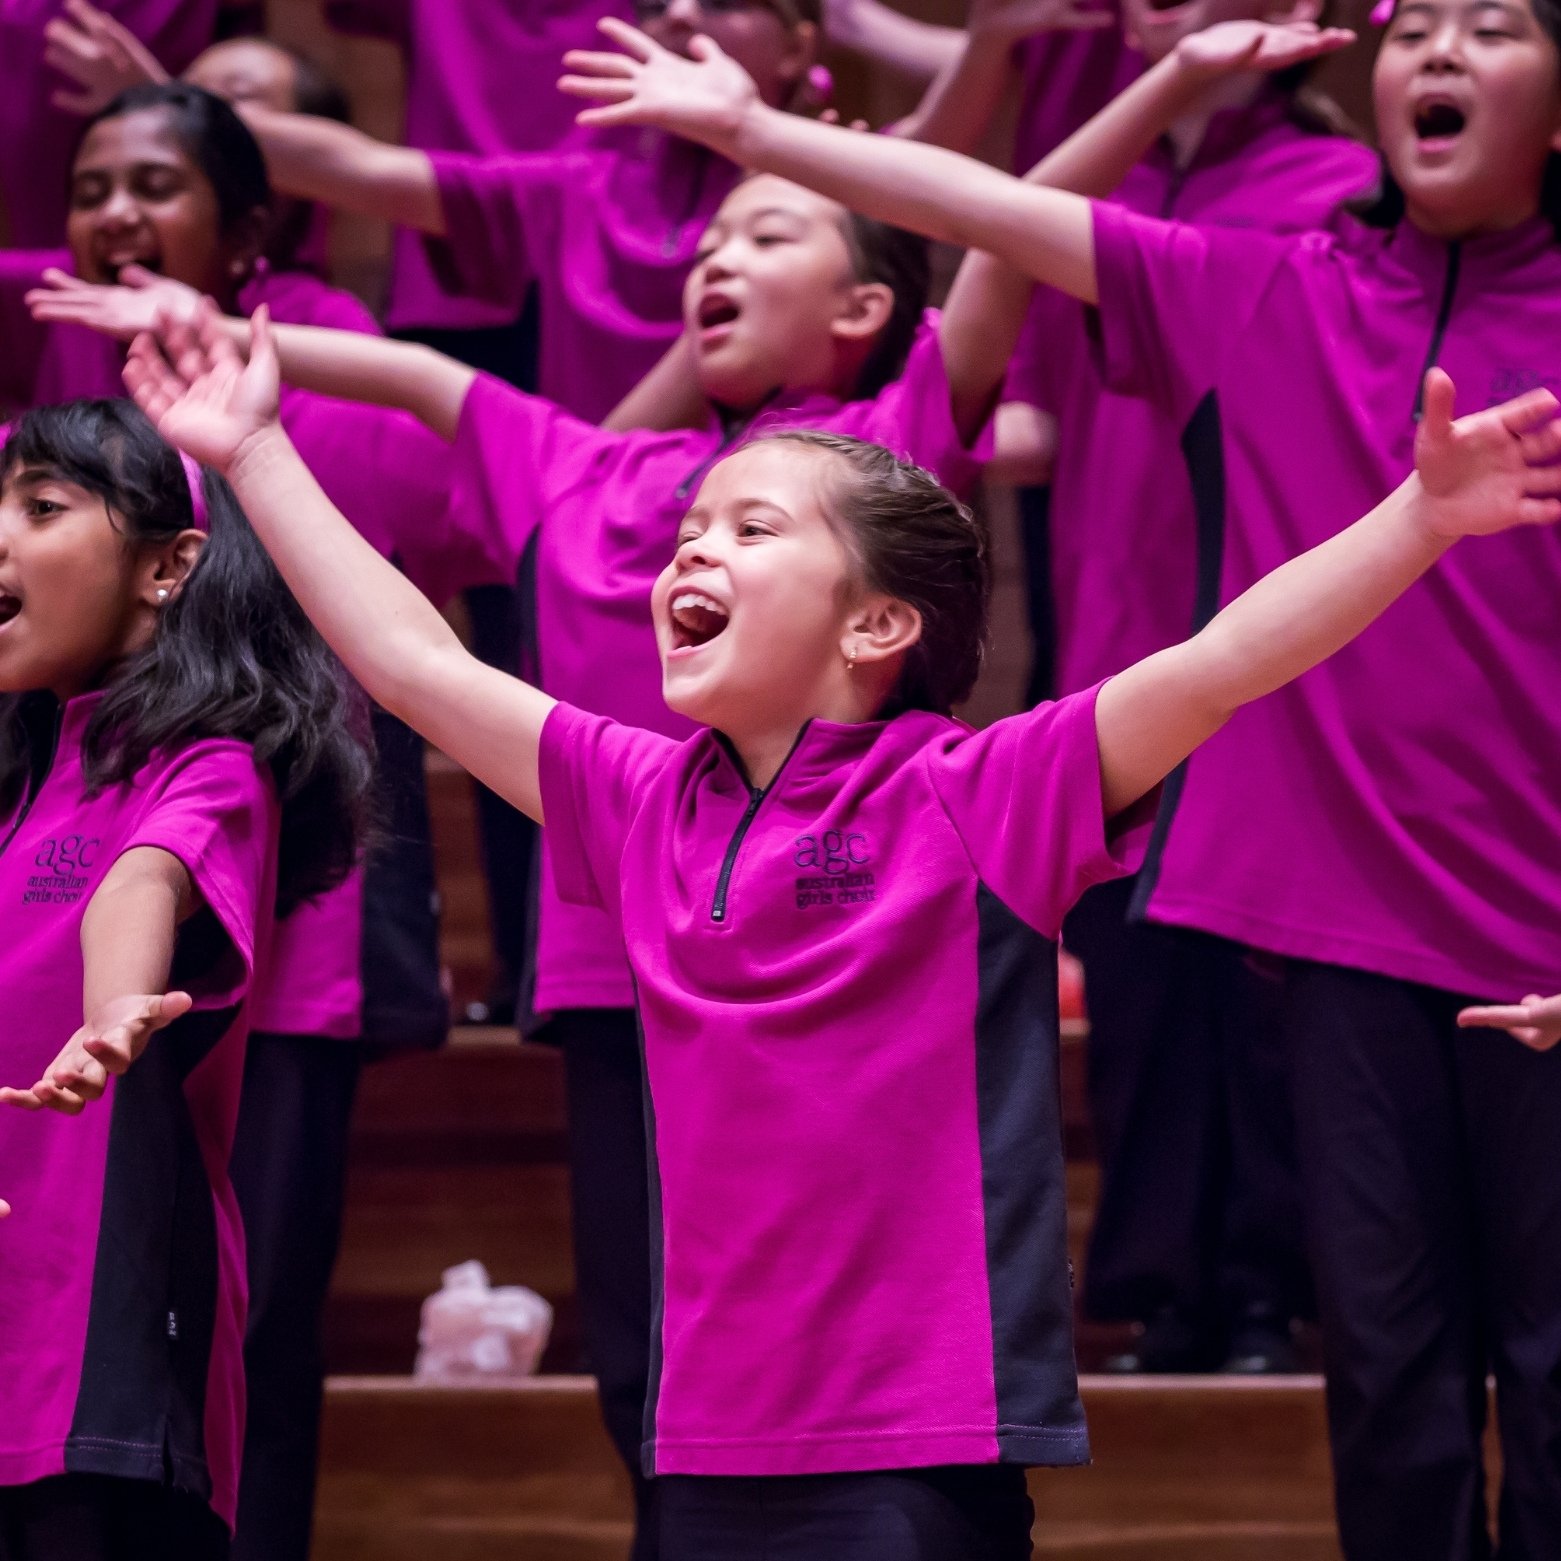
540, 687, 1150, 1474
426, 135, 741, 418
449, 316, 989, 1017
0, 257, 453, 1042
1005, 98, 1375, 697
0, 2, 218, 250
0, 696, 277, 1526
323, 0, 631, 333
1012, 11, 1140, 172
1092, 202, 1561, 998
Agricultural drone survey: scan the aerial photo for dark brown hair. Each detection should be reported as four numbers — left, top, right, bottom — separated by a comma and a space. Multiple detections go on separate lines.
761, 430, 988, 716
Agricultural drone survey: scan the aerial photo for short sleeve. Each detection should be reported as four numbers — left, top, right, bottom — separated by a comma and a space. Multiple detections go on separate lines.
423, 151, 566, 317
539, 704, 681, 914
120, 742, 277, 1006
1090, 204, 1286, 424
928, 683, 1152, 938
818, 312, 988, 496
443, 372, 623, 599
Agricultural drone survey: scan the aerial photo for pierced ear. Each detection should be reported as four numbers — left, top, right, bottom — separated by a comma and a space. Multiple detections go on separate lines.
845, 594, 922, 669
142, 530, 206, 608
830, 281, 895, 347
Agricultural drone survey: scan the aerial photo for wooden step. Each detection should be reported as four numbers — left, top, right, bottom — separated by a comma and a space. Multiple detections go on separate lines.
313, 1375, 1349, 1561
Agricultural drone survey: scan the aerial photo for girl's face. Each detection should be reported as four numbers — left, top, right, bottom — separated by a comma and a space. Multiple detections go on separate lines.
183, 38, 300, 113
638, 0, 816, 108
1123, 0, 1322, 66
0, 466, 181, 700
1375, 0, 1561, 236
67, 109, 250, 295
683, 176, 893, 410
651, 442, 864, 733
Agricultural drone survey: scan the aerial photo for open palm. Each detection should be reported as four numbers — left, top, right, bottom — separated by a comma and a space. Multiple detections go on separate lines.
1413, 369, 1561, 538
27, 265, 201, 343
123, 301, 282, 475
560, 18, 758, 152
1176, 20, 1357, 83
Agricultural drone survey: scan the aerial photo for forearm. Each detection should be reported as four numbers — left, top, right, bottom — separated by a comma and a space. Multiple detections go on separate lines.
899, 33, 1016, 154
732, 104, 1098, 299
80, 853, 187, 1015
939, 249, 1035, 442
219, 316, 473, 439
827, 0, 963, 81
601, 336, 706, 432
239, 106, 445, 233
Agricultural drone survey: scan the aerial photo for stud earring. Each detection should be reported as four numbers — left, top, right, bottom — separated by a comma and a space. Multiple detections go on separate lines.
156, 589, 169, 602
846, 646, 858, 672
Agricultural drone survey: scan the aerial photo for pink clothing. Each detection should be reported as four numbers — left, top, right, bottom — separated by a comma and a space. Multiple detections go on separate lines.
449, 316, 989, 1017
323, 0, 632, 333
0, 1, 219, 251
1012, 12, 1140, 173
0, 695, 277, 1527
427, 134, 740, 418
540, 688, 1149, 1474
1005, 98, 1376, 697
1092, 202, 1561, 998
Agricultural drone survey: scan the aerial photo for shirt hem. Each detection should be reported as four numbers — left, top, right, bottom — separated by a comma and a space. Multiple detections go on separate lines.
645, 1423, 1090, 1476
1144, 890, 1546, 1001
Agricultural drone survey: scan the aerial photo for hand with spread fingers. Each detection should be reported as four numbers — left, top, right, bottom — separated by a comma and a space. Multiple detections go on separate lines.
0, 992, 193, 1115
1457, 993, 1561, 1052
1174, 18, 1357, 84
44, 0, 168, 117
26, 265, 205, 343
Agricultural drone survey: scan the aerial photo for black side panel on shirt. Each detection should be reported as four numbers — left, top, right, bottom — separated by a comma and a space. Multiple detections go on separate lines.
359, 705, 447, 1051
636, 1007, 669, 1479
1131, 389, 1227, 922
66, 1004, 238, 1502
973, 886, 1089, 1466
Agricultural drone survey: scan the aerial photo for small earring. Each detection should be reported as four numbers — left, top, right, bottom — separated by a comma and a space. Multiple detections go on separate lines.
156, 589, 169, 602
846, 646, 858, 672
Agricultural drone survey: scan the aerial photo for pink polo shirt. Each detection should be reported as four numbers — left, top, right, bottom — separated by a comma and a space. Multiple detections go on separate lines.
1091, 201, 1561, 998
323, 0, 632, 334
0, 695, 277, 1528
1005, 96, 1376, 698
1012, 11, 1140, 172
425, 134, 741, 418
447, 316, 990, 1018
539, 685, 1151, 1474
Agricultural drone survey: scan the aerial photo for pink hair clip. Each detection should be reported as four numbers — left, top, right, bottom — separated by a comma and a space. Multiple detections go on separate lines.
1370, 0, 1395, 22
180, 451, 209, 533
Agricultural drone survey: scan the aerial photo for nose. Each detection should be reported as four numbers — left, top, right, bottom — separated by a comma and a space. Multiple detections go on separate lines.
663, 0, 703, 26
94, 182, 142, 231
1423, 14, 1466, 67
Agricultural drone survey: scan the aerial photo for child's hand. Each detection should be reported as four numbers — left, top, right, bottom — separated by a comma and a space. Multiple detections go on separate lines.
26, 265, 203, 343
969, 0, 1116, 42
0, 991, 193, 1115
124, 299, 282, 476
1413, 369, 1561, 540
1457, 993, 1561, 1052
44, 0, 168, 116
1174, 19, 1356, 84
560, 18, 759, 153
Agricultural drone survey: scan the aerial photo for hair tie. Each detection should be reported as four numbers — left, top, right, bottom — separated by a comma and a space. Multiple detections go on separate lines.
179, 451, 210, 533
1370, 0, 1394, 23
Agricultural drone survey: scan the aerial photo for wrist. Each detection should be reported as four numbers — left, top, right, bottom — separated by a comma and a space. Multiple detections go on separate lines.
225, 420, 295, 490
729, 96, 781, 162
1397, 475, 1464, 551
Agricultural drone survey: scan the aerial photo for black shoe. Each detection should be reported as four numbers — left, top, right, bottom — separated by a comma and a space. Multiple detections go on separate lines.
1102, 1307, 1217, 1374
1219, 1306, 1301, 1374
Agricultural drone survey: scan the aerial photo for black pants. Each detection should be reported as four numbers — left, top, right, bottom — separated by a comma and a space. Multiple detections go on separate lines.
1285, 962, 1561, 1561
657, 1466, 1034, 1561
1064, 878, 1309, 1332
228, 1034, 362, 1561
1014, 484, 1056, 708
555, 1009, 657, 1561
0, 1474, 228, 1561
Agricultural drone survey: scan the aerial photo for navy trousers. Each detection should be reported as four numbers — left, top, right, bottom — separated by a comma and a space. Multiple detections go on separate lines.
1285, 961, 1561, 1561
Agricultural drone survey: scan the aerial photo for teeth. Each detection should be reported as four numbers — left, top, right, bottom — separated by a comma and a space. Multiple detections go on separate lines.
672, 591, 728, 620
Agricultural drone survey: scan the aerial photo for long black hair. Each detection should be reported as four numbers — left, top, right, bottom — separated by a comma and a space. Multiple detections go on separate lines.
1352, 0, 1561, 238
0, 401, 373, 915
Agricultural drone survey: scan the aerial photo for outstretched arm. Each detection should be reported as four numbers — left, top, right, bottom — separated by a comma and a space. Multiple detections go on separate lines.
124, 304, 555, 819
0, 847, 194, 1114
1093, 372, 1561, 816
236, 104, 446, 234
26, 268, 475, 439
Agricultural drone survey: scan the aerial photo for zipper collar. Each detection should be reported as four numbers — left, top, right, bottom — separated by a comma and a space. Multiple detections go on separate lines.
1385, 213, 1555, 296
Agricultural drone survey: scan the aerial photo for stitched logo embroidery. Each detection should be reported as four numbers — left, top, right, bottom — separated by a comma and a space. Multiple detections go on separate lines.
792, 831, 875, 909
23, 835, 101, 905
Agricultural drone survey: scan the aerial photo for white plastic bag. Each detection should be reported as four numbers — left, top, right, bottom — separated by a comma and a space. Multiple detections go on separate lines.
413, 1260, 554, 1380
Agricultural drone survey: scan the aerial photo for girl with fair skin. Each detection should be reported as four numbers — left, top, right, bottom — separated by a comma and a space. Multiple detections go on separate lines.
124, 289, 1561, 1558
0, 400, 367, 1561
564, 9, 1561, 1556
